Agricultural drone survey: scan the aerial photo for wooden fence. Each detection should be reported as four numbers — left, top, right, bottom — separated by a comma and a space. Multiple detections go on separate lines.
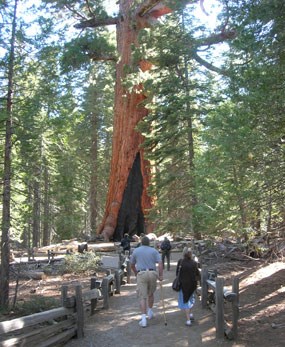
200, 268, 239, 340
0, 253, 128, 347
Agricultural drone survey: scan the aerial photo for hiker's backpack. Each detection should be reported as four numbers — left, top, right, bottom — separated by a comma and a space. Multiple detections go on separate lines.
160, 240, 171, 251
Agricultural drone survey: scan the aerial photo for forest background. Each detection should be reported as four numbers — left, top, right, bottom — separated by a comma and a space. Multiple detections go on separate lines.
0, 0, 284, 304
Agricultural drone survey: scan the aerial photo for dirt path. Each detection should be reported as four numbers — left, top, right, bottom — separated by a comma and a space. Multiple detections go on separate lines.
6, 246, 284, 346
64, 253, 244, 347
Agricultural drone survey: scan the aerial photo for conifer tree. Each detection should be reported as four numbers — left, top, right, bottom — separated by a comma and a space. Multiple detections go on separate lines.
0, 0, 18, 309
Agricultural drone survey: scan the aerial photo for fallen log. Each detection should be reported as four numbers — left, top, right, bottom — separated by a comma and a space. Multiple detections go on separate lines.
206, 280, 237, 302
18, 271, 46, 280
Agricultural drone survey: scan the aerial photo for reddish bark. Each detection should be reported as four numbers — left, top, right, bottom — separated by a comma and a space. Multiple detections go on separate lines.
74, 0, 234, 241
98, 1, 182, 240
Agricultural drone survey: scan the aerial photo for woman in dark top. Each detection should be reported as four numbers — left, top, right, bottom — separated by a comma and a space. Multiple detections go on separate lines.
175, 247, 200, 326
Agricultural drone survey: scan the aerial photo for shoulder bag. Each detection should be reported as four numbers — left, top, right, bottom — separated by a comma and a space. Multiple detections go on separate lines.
172, 261, 182, 291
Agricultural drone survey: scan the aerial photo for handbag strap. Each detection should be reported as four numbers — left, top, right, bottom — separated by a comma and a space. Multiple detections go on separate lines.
177, 259, 183, 277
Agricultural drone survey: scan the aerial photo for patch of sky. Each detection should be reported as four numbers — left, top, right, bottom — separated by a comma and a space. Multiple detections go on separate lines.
184, 1, 230, 94
17, 1, 76, 42
104, 0, 119, 16
190, 1, 229, 63
190, 0, 224, 32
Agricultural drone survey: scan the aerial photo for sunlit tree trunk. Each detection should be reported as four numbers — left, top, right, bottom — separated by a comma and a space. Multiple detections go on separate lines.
98, 1, 152, 240
75, 1, 199, 241
90, 107, 98, 236
180, 10, 201, 240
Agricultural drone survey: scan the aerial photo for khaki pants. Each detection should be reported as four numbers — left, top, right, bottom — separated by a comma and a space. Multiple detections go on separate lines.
136, 270, 158, 299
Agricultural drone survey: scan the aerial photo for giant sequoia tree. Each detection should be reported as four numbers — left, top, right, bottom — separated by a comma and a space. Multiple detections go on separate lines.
74, 0, 234, 241
75, 0, 191, 241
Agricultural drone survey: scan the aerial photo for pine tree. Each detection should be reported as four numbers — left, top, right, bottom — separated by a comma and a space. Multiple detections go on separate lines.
0, 0, 18, 309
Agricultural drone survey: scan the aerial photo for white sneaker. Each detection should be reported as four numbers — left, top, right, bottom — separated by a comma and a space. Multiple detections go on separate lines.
139, 318, 147, 327
185, 320, 192, 326
147, 309, 154, 319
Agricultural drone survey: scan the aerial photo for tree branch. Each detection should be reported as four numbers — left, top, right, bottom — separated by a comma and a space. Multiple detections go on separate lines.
84, 0, 96, 17
199, 0, 209, 16
136, 0, 195, 18
192, 51, 229, 76
65, 4, 87, 21
74, 16, 119, 29
89, 53, 117, 62
190, 28, 236, 76
136, 0, 162, 17
196, 30, 237, 47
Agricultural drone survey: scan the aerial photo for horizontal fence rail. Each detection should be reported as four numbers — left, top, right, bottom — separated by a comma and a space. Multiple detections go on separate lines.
0, 253, 129, 347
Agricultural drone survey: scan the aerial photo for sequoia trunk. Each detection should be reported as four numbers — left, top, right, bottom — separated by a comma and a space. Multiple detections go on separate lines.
98, 1, 177, 240
99, 1, 149, 240
75, 0, 233, 241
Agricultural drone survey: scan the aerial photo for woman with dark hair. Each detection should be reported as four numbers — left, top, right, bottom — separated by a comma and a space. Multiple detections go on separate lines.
175, 247, 200, 326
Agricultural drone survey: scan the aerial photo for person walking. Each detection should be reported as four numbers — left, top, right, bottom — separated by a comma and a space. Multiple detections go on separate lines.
160, 236, 172, 270
120, 233, 131, 254
130, 236, 163, 328
135, 233, 145, 248
175, 247, 200, 326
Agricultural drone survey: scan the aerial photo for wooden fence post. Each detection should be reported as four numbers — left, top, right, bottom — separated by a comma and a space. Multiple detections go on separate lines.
115, 270, 121, 294
201, 267, 209, 309
215, 277, 225, 339
232, 276, 239, 339
75, 284, 84, 338
61, 285, 68, 308
118, 251, 123, 269
28, 248, 34, 261
90, 277, 98, 315
126, 257, 131, 284
102, 277, 110, 309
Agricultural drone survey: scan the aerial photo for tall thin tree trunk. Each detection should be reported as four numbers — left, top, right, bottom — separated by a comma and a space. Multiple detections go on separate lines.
182, 12, 201, 240
266, 189, 272, 235
0, 0, 18, 308
27, 185, 32, 248
42, 165, 50, 246
90, 109, 98, 236
232, 164, 248, 240
251, 183, 261, 236
32, 174, 41, 248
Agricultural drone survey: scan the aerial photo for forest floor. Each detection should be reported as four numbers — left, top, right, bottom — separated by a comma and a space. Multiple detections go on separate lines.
3, 250, 284, 347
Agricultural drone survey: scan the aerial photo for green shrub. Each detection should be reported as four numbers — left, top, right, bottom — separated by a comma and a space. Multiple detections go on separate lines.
59, 251, 101, 275
12, 296, 60, 317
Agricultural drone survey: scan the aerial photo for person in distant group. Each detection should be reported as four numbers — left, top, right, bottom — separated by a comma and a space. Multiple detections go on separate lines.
135, 233, 145, 248
130, 236, 163, 328
175, 247, 200, 327
120, 233, 131, 254
160, 236, 172, 270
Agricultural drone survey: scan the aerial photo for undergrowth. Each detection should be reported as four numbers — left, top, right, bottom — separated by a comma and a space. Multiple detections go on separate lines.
58, 251, 101, 275
12, 296, 60, 317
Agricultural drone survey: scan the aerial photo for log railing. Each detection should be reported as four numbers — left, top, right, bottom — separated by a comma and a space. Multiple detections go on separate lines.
0, 272, 122, 346
200, 267, 239, 340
